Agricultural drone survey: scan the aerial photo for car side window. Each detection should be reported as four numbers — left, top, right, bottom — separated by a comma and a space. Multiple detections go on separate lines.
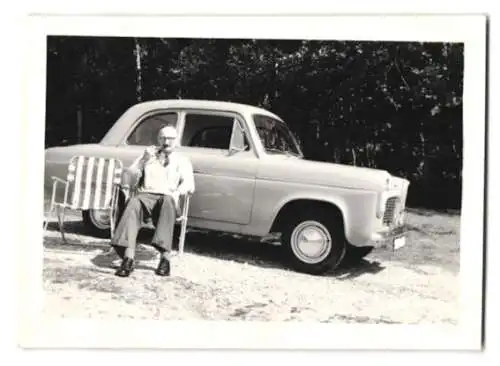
127, 112, 178, 146
190, 126, 233, 149
181, 113, 235, 150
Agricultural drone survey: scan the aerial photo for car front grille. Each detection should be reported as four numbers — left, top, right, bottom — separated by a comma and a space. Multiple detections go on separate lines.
383, 197, 400, 225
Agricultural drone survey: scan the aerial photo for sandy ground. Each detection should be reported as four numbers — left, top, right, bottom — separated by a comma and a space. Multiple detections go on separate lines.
41, 208, 460, 324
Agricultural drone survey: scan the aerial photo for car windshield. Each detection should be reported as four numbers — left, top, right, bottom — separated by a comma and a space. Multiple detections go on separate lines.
253, 114, 302, 157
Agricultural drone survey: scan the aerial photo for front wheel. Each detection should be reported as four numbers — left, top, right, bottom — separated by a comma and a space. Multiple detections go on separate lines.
281, 211, 346, 275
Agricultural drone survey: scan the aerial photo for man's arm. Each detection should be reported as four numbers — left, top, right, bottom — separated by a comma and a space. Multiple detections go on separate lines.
121, 148, 151, 196
128, 155, 144, 175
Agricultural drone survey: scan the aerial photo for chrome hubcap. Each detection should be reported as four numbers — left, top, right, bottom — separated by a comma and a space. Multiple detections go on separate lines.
290, 221, 332, 264
89, 209, 110, 229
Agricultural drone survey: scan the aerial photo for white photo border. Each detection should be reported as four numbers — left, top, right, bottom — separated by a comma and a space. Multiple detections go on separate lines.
18, 14, 486, 350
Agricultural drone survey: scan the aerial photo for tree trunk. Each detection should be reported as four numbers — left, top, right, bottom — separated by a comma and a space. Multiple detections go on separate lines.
77, 106, 83, 143
420, 119, 426, 177
134, 38, 143, 102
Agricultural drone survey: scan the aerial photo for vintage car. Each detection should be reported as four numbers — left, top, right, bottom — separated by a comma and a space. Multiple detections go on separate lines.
44, 99, 410, 275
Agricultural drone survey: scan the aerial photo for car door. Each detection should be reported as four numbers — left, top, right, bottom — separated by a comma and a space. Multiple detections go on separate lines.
176, 110, 258, 225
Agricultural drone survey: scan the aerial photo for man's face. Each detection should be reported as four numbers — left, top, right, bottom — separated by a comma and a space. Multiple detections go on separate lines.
157, 131, 176, 152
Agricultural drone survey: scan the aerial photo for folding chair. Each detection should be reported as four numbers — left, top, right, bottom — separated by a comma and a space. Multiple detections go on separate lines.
44, 155, 124, 243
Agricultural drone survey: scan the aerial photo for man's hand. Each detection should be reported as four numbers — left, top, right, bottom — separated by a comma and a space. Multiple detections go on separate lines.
141, 146, 156, 161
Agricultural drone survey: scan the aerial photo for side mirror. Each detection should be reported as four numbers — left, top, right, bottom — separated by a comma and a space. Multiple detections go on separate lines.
228, 119, 248, 155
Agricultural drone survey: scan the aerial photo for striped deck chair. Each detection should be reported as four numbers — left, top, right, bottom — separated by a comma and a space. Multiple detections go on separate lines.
44, 155, 124, 243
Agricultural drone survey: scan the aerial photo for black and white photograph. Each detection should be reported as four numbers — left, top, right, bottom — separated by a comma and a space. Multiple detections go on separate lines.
18, 14, 486, 350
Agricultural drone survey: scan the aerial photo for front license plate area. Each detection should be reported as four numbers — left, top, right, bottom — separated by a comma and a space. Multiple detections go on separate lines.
394, 236, 406, 250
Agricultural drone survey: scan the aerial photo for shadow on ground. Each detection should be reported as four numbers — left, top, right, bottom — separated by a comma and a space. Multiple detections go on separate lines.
44, 221, 385, 279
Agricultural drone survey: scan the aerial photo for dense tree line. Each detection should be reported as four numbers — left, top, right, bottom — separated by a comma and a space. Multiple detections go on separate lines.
45, 36, 463, 210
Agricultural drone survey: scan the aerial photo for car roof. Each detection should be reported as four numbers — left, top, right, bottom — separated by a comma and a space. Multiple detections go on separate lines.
130, 99, 284, 121
100, 99, 286, 146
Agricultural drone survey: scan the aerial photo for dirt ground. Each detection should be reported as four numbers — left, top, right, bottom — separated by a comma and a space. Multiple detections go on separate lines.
41, 208, 460, 324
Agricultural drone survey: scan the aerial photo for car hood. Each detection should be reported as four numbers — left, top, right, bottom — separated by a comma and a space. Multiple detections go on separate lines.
257, 155, 392, 191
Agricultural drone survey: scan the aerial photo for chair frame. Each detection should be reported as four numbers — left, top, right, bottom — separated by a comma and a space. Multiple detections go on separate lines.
176, 192, 192, 256
43, 155, 123, 243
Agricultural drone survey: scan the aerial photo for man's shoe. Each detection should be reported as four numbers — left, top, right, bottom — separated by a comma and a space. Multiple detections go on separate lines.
115, 257, 134, 277
155, 257, 170, 276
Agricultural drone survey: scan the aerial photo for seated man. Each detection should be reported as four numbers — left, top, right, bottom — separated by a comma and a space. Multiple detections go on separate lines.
110, 125, 195, 278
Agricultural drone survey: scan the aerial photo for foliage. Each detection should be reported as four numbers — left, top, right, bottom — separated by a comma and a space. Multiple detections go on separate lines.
45, 36, 463, 210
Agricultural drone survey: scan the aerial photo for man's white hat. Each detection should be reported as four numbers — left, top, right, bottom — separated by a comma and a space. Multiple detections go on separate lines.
159, 125, 177, 139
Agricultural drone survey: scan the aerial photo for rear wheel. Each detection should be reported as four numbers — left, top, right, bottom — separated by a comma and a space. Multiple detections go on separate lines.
281, 209, 346, 275
82, 191, 126, 238
82, 209, 112, 238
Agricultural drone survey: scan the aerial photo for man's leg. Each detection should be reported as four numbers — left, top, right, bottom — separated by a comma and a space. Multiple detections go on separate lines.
111, 196, 144, 276
151, 195, 177, 276
112, 193, 164, 277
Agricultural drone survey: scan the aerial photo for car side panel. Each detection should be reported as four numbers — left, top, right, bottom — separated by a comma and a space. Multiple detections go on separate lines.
246, 179, 380, 247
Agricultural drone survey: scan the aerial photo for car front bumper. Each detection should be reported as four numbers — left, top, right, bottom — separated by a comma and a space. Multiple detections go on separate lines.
370, 225, 408, 250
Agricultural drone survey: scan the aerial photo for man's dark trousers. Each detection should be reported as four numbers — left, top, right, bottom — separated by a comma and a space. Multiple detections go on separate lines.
111, 192, 177, 256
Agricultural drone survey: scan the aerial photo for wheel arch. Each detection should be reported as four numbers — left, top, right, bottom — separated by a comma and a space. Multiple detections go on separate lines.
269, 197, 348, 239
